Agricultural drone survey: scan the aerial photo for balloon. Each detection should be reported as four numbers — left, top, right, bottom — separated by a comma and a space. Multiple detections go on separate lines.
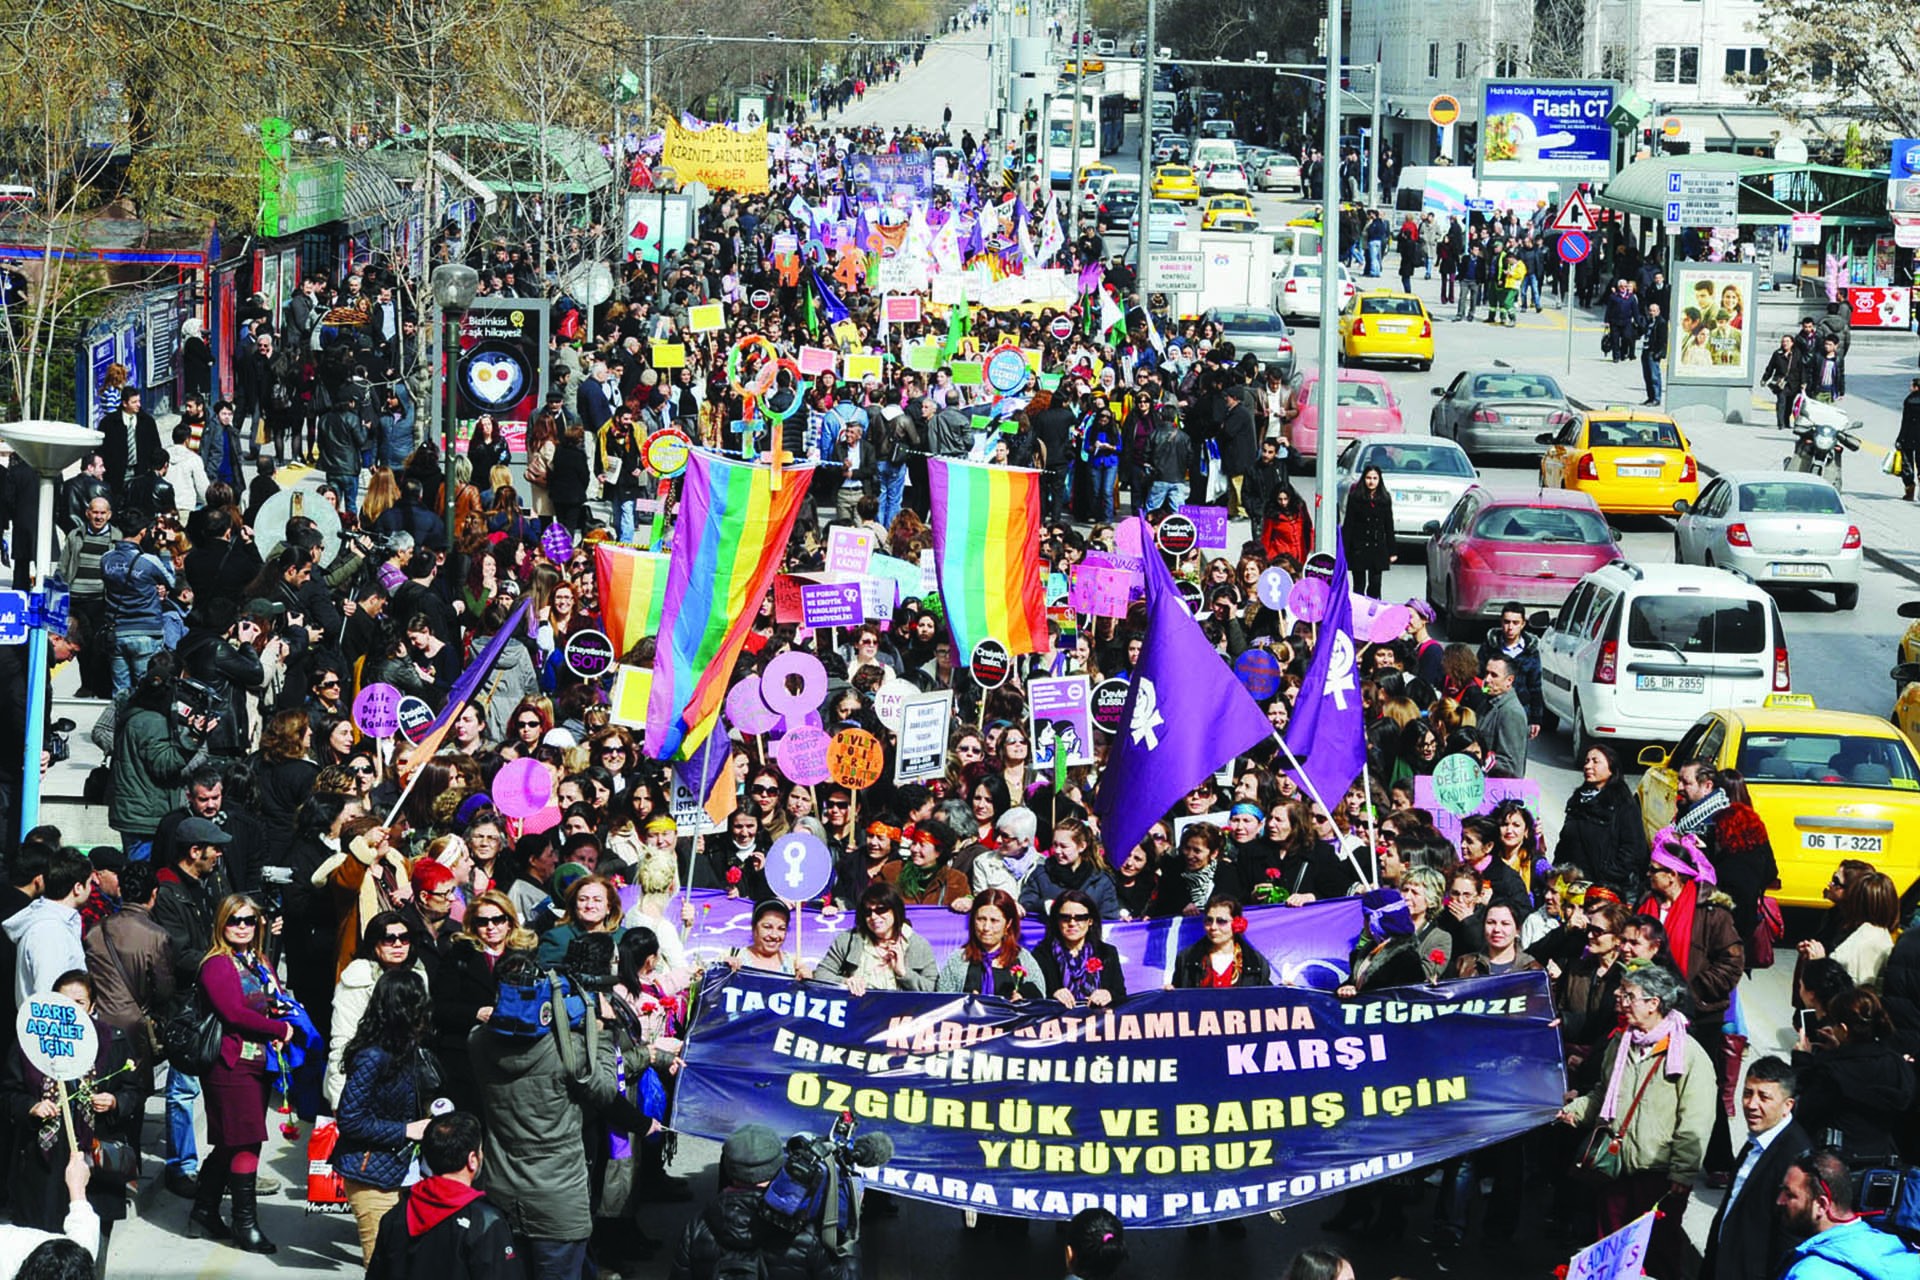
493, 757, 555, 819
1367, 604, 1414, 645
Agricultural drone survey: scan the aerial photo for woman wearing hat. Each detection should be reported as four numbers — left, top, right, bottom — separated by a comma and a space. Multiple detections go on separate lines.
881, 819, 969, 909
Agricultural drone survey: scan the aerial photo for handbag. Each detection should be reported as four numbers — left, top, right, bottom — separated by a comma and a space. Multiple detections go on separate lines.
91, 1136, 139, 1183
160, 987, 224, 1077
1204, 438, 1227, 503
1571, 1050, 1662, 1184
307, 1119, 351, 1211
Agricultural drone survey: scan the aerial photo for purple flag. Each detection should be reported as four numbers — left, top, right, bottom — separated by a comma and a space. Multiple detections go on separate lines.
1094, 517, 1274, 867
1283, 535, 1368, 809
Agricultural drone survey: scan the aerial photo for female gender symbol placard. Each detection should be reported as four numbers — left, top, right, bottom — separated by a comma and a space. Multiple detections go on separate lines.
493, 757, 555, 820
761, 651, 827, 720
726, 675, 784, 735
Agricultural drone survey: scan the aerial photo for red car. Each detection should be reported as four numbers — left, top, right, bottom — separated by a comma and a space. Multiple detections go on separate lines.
1423, 487, 1622, 626
1283, 369, 1402, 464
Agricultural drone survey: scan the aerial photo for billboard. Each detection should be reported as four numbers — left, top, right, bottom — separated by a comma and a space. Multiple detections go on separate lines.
1476, 80, 1615, 181
456, 296, 550, 442
1667, 263, 1759, 387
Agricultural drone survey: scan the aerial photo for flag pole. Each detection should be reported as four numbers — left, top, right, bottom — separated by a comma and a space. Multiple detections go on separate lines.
681, 727, 722, 924
1268, 730, 1375, 889
1360, 758, 1381, 883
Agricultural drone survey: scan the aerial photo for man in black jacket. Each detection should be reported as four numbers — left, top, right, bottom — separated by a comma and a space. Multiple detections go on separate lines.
669, 1123, 858, 1280
1031, 400, 1076, 523
152, 817, 231, 1197
99, 388, 165, 507
154, 768, 268, 893
1700, 1056, 1809, 1280
1217, 385, 1257, 517
368, 1112, 521, 1280
1478, 603, 1545, 736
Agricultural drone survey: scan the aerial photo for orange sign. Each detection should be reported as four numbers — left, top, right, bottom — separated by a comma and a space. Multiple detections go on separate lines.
1661, 116, 1683, 138
1428, 95, 1461, 127
827, 728, 885, 789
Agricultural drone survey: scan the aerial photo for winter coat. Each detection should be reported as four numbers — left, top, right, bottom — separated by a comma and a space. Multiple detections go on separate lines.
100, 539, 173, 635
335, 1043, 436, 1189
108, 704, 194, 837
1217, 401, 1257, 477
667, 1186, 860, 1280
152, 864, 225, 991
1553, 953, 1627, 1087
2, 1019, 139, 1230
1883, 925, 1920, 1051
1477, 628, 1546, 726
479, 636, 542, 743
319, 385, 372, 477
325, 956, 432, 1109
1650, 888, 1744, 1018
1791, 1040, 1916, 1159
1340, 486, 1395, 572
1034, 939, 1127, 1001
935, 948, 1044, 999
1348, 920, 1452, 990
1557, 778, 1650, 896
367, 1180, 520, 1280
547, 441, 592, 508
812, 928, 939, 992
176, 629, 266, 759
83, 902, 176, 1062
928, 407, 975, 458
1019, 858, 1123, 922
430, 938, 531, 1114
1778, 1217, 1920, 1280
1563, 1030, 1718, 1181
1172, 939, 1272, 988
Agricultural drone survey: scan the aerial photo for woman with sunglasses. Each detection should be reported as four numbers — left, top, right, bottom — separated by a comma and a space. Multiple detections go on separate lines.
501, 697, 555, 762
1036, 889, 1127, 1008
585, 728, 638, 795
993, 727, 1033, 800
189, 894, 296, 1253
743, 768, 784, 828
1551, 900, 1631, 1089
814, 883, 938, 996
936, 889, 1043, 1000
1171, 894, 1272, 989
323, 909, 431, 1111
431, 891, 535, 1113
331, 969, 439, 1264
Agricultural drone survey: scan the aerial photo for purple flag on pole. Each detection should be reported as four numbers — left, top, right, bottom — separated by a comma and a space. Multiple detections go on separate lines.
1283, 535, 1368, 808
1094, 517, 1273, 866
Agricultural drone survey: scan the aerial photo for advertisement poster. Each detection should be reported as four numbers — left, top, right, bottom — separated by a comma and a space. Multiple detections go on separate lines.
626, 192, 693, 264
1848, 285, 1912, 330
1476, 80, 1615, 181
675, 970, 1565, 1227
1667, 263, 1759, 386
456, 297, 550, 439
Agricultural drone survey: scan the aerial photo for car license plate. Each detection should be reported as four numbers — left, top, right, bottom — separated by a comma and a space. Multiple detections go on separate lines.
1772, 563, 1824, 578
1801, 832, 1884, 854
1377, 323, 1407, 334
1634, 674, 1704, 693
1616, 465, 1661, 478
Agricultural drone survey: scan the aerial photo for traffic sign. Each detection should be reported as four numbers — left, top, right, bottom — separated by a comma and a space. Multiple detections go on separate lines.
1557, 230, 1591, 264
1428, 95, 1460, 127
1145, 251, 1206, 291
1549, 189, 1596, 234
1660, 116, 1683, 139
1662, 170, 1737, 228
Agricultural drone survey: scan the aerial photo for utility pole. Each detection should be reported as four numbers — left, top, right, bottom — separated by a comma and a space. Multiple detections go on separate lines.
1367, 69, 1381, 208
1067, 0, 1086, 235
1315, 0, 1342, 555
1133, 0, 1156, 304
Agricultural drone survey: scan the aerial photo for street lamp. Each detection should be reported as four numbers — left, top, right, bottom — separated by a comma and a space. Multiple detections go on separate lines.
431, 263, 480, 537
0, 418, 101, 841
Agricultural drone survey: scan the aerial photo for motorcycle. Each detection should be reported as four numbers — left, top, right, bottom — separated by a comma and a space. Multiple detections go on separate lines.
1785, 393, 1862, 491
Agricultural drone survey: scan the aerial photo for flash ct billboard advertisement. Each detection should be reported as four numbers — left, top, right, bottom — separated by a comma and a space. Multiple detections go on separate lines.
1476, 80, 1615, 181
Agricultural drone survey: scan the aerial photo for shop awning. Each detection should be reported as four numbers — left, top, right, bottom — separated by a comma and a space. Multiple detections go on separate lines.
1597, 154, 1889, 226
431, 151, 499, 215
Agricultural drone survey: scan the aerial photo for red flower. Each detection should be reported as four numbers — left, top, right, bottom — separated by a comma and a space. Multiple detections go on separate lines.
1263, 867, 1280, 880
725, 866, 742, 885
1230, 917, 1247, 935
1010, 965, 1026, 978
1085, 957, 1103, 974
1429, 948, 1447, 964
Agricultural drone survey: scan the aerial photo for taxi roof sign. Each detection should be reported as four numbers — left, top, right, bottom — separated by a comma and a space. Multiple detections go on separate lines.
1764, 693, 1817, 709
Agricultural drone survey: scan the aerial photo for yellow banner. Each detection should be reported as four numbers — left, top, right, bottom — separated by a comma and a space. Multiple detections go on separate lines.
663, 120, 770, 194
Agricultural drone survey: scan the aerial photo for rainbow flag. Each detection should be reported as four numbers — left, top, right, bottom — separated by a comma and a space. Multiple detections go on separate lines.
594, 543, 671, 661
645, 449, 814, 760
927, 458, 1046, 661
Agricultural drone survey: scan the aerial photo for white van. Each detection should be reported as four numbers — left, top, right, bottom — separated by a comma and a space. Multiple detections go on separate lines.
1536, 563, 1789, 748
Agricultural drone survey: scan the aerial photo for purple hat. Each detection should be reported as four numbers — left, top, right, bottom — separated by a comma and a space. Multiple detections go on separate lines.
1408, 599, 1437, 623
1649, 827, 1714, 884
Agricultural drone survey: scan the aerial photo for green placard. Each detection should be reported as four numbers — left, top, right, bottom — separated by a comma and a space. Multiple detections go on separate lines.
950, 360, 984, 386
1038, 372, 1062, 391
906, 342, 941, 372
969, 413, 992, 433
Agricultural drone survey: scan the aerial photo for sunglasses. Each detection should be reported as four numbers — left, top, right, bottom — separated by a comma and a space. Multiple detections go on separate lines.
861, 905, 893, 916
228, 915, 260, 927
1204, 916, 1235, 926
350, 763, 375, 776
1056, 912, 1092, 923
516, 719, 542, 729
473, 914, 510, 927
600, 747, 628, 756
751, 784, 779, 795
824, 799, 850, 809
316, 679, 341, 689
378, 932, 412, 944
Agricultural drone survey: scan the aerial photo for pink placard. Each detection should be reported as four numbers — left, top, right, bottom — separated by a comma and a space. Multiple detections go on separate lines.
1068, 565, 1135, 619
882, 295, 922, 323
798, 346, 838, 377
773, 724, 832, 785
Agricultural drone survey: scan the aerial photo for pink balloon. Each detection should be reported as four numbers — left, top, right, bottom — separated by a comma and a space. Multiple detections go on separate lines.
725, 675, 782, 734
1367, 604, 1414, 645
493, 757, 555, 820
1289, 578, 1330, 623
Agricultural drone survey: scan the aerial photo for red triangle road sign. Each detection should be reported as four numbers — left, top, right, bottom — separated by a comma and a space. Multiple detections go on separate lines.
1550, 189, 1596, 234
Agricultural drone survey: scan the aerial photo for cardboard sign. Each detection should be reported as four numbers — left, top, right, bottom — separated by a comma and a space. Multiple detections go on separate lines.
773, 574, 807, 625
1069, 563, 1136, 619
609, 665, 653, 729
1090, 677, 1131, 735
867, 552, 925, 601
882, 295, 922, 323
1413, 775, 1544, 848
1566, 1210, 1656, 1280
650, 341, 687, 369
688, 302, 725, 332
16, 992, 98, 1081
949, 360, 984, 386
827, 728, 885, 788
826, 527, 877, 577
396, 696, 435, 745
858, 575, 896, 621
800, 581, 864, 629
906, 342, 942, 372
1029, 675, 1095, 768
969, 639, 1011, 688
843, 352, 884, 382
1180, 505, 1230, 550
894, 691, 954, 783
799, 346, 839, 377
352, 682, 402, 738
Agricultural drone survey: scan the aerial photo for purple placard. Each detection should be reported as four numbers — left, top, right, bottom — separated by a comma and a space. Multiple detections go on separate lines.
1413, 776, 1545, 847
799, 581, 863, 629
352, 682, 402, 738
1180, 504, 1230, 550
1028, 674, 1094, 767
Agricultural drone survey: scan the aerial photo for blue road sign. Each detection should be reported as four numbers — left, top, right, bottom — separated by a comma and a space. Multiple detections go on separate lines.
0, 591, 29, 645
1558, 230, 1592, 264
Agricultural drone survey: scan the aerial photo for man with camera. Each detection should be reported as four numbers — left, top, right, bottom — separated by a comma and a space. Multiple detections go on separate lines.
668, 1123, 861, 1280
176, 599, 271, 763
152, 816, 233, 1200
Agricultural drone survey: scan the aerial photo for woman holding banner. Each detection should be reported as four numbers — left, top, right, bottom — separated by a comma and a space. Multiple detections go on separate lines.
1035, 890, 1126, 1008
812, 883, 937, 995
1171, 894, 1272, 989
935, 890, 1043, 1000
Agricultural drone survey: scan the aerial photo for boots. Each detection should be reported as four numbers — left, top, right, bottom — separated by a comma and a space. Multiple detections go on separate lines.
186, 1161, 231, 1241
1904, 474, 1914, 502
228, 1171, 278, 1254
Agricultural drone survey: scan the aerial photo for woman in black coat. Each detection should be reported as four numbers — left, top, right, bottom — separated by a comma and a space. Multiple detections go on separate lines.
1792, 989, 1915, 1160
428, 890, 537, 1115
1555, 744, 1650, 899
1340, 464, 1395, 597
1171, 894, 1272, 988
547, 424, 593, 536
1033, 889, 1127, 1007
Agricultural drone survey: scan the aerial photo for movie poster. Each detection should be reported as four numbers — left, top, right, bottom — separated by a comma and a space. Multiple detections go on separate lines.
1667, 264, 1759, 386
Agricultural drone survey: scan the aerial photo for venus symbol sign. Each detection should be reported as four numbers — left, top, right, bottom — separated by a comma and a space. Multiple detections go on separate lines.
1130, 677, 1165, 749
767, 832, 832, 901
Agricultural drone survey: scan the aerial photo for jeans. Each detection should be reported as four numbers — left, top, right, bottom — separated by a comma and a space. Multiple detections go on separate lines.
1456, 280, 1480, 320
518, 1236, 589, 1280
1642, 352, 1664, 403
1520, 275, 1541, 309
1145, 479, 1188, 514
328, 472, 359, 515
112, 632, 164, 695
165, 1066, 200, 1174
876, 459, 907, 529
1090, 465, 1117, 522
1365, 240, 1383, 276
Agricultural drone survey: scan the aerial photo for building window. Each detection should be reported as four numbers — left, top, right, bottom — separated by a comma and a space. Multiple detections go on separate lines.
1724, 47, 1767, 77
1495, 42, 1522, 77
1428, 42, 1440, 78
1654, 45, 1699, 84
1456, 42, 1467, 78
1601, 45, 1629, 80
1810, 53, 1832, 81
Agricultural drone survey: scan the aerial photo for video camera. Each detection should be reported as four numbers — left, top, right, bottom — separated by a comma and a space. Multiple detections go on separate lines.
759, 1112, 894, 1257
1842, 1153, 1920, 1246
171, 676, 224, 733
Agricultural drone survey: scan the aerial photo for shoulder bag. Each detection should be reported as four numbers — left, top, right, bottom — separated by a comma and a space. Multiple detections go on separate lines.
1571, 1049, 1662, 1184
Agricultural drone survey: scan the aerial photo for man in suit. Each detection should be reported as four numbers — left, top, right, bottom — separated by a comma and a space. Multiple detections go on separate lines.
576, 357, 619, 434
1700, 1055, 1809, 1280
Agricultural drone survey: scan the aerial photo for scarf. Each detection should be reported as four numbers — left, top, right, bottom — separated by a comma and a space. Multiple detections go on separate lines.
1674, 786, 1729, 837
1599, 1012, 1690, 1122
1640, 880, 1700, 979
1181, 862, 1218, 911
895, 857, 937, 902
1048, 938, 1097, 1000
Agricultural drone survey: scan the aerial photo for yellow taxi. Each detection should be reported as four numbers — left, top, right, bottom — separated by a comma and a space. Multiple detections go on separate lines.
1891, 601, 1920, 749
1337, 290, 1434, 371
1077, 161, 1116, 187
1537, 409, 1699, 515
1200, 194, 1256, 229
1636, 697, 1920, 908
1151, 165, 1201, 203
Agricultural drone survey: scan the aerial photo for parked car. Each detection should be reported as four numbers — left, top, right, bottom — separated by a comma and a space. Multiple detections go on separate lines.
1672, 471, 1861, 609
1334, 438, 1479, 541
1429, 367, 1576, 458
1099, 189, 1140, 232
1424, 488, 1621, 626
1201, 306, 1295, 377
1257, 154, 1304, 194
1282, 369, 1401, 463
1272, 261, 1357, 323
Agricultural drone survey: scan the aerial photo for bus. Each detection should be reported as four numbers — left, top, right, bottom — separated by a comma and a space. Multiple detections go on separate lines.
1043, 95, 1101, 184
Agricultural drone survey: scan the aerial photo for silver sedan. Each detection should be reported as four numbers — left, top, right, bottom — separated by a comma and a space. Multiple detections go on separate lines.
1332, 437, 1479, 541
1429, 367, 1576, 458
1672, 470, 1862, 609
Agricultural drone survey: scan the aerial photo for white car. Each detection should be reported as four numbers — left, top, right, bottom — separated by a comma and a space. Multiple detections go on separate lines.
1257, 154, 1304, 194
1673, 471, 1862, 609
1129, 199, 1189, 246
1333, 437, 1479, 539
1271, 261, 1357, 323
1200, 163, 1248, 194
1082, 173, 1138, 217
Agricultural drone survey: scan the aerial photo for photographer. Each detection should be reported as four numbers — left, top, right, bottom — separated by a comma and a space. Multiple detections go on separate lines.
668, 1123, 860, 1280
175, 599, 270, 761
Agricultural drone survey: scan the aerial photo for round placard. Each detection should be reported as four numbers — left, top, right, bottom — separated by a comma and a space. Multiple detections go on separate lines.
1176, 579, 1205, 616
1233, 648, 1283, 700
1255, 567, 1294, 612
750, 288, 773, 312
396, 696, 435, 745
642, 427, 692, 478
352, 682, 402, 738
773, 724, 832, 785
827, 728, 886, 789
564, 628, 616, 679
1156, 514, 1198, 556
984, 344, 1031, 395
1289, 578, 1331, 623
873, 684, 909, 732
1090, 677, 1131, 735
1302, 552, 1337, 586
726, 333, 779, 396
16, 992, 98, 1082
764, 832, 833, 901
1048, 315, 1074, 341
1367, 604, 1414, 645
1432, 752, 1487, 817
761, 651, 828, 719
494, 756, 555, 820
726, 675, 784, 735
969, 639, 1011, 689
540, 521, 575, 564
